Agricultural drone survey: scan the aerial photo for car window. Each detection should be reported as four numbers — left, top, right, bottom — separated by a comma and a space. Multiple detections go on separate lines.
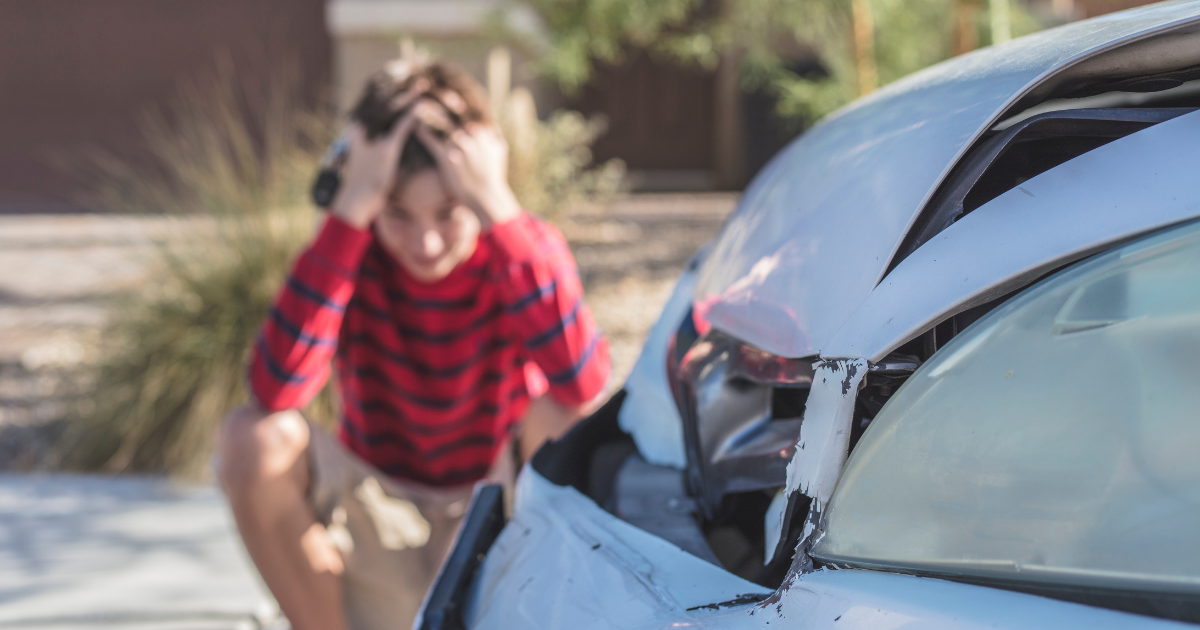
812, 218, 1200, 599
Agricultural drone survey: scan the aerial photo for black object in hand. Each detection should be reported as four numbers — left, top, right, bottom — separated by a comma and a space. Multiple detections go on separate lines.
311, 169, 341, 208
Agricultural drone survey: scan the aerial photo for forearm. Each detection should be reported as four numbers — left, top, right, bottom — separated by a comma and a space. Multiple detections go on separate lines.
518, 393, 602, 462
486, 216, 611, 461
249, 215, 370, 409
491, 217, 611, 405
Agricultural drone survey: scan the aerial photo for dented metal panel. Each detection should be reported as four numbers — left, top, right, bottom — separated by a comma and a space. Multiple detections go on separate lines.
695, 2, 1200, 359
822, 107, 1200, 363
463, 469, 1181, 630
464, 468, 760, 629
763, 359, 868, 563
783, 360, 867, 504
613, 454, 720, 565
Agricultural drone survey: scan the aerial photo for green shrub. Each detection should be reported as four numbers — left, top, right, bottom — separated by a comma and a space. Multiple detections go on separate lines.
60, 67, 340, 477
502, 87, 625, 219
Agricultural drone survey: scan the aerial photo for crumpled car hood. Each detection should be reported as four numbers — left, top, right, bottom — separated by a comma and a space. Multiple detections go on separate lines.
695, 1, 1200, 359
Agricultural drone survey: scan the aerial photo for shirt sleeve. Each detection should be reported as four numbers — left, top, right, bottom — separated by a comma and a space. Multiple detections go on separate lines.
487, 214, 611, 406
247, 214, 372, 411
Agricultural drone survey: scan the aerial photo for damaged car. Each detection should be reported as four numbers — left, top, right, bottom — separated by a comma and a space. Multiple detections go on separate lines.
418, 2, 1200, 628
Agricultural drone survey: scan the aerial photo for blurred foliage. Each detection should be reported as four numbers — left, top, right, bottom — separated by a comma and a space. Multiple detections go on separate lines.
59, 63, 340, 477
502, 88, 625, 219
515, 0, 1043, 126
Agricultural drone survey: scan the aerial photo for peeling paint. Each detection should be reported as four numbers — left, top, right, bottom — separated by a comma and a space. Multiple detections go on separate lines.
781, 359, 867, 508
752, 571, 796, 615
841, 362, 859, 396
794, 500, 825, 575
763, 359, 867, 581
686, 593, 771, 611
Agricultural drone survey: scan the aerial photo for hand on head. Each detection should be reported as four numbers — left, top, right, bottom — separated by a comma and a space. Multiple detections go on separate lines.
329, 82, 426, 229
330, 82, 519, 230
414, 94, 520, 229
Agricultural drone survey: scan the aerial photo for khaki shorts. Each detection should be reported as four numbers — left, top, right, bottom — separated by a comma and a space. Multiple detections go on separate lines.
306, 426, 515, 630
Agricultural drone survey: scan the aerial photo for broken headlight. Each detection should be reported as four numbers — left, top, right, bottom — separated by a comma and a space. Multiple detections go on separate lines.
671, 326, 814, 519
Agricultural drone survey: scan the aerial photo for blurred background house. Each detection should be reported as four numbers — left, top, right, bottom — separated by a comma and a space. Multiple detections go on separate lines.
0, 0, 1162, 214
0, 0, 330, 213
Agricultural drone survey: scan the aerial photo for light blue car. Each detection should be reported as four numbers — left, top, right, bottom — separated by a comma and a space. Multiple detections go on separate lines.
419, 2, 1200, 628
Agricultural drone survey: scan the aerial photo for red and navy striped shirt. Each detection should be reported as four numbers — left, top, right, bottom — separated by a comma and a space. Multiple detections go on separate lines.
248, 213, 610, 486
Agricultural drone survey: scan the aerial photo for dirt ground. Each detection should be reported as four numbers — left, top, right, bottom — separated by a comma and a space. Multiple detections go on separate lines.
0, 193, 737, 470
558, 193, 736, 390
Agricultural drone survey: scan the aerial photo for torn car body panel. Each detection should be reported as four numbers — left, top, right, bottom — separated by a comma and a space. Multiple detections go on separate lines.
763, 359, 868, 563
782, 359, 867, 507
695, 3, 1200, 360
463, 469, 1182, 630
464, 469, 759, 629
822, 107, 1200, 363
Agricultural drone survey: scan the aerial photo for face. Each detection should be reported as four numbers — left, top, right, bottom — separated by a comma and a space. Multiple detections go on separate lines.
376, 169, 480, 283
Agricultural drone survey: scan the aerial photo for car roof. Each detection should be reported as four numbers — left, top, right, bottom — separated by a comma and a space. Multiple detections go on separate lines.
694, 1, 1200, 359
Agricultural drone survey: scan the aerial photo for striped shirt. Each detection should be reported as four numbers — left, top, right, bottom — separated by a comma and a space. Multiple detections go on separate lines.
248, 213, 610, 486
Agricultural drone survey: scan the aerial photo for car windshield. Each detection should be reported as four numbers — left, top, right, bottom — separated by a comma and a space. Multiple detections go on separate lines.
813, 219, 1200, 599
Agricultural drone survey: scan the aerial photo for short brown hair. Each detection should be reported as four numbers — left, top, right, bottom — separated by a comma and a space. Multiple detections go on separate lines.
351, 59, 493, 173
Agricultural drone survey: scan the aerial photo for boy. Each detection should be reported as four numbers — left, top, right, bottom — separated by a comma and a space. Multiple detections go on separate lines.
217, 60, 610, 630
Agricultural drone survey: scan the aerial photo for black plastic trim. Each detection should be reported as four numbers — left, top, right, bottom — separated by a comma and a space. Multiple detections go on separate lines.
889, 107, 1195, 275
418, 483, 507, 630
812, 553, 1200, 623
530, 389, 628, 492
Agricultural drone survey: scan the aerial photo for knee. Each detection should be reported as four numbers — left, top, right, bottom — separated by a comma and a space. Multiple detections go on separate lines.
217, 404, 309, 497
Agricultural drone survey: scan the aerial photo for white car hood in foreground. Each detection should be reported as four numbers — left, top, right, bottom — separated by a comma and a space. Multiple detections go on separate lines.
696, 1, 1200, 359
465, 469, 1187, 630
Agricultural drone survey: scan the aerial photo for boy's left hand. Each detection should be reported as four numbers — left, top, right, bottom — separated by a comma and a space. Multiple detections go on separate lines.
414, 99, 521, 229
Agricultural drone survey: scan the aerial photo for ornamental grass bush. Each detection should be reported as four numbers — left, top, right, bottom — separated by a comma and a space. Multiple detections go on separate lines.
502, 87, 625, 220
59, 67, 340, 477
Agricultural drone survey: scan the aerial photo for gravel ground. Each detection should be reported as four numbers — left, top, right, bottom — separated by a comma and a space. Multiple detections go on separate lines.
559, 193, 736, 389
0, 215, 168, 470
0, 193, 737, 470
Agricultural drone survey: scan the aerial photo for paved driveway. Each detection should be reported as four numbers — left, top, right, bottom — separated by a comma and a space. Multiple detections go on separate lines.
0, 474, 276, 629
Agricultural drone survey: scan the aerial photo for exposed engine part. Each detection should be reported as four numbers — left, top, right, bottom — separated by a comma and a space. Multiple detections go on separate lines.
612, 453, 720, 565
674, 330, 814, 520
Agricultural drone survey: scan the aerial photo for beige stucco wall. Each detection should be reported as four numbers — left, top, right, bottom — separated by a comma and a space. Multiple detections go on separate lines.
327, 0, 559, 116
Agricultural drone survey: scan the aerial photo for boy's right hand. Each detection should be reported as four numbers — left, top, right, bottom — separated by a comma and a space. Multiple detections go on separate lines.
330, 85, 425, 229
